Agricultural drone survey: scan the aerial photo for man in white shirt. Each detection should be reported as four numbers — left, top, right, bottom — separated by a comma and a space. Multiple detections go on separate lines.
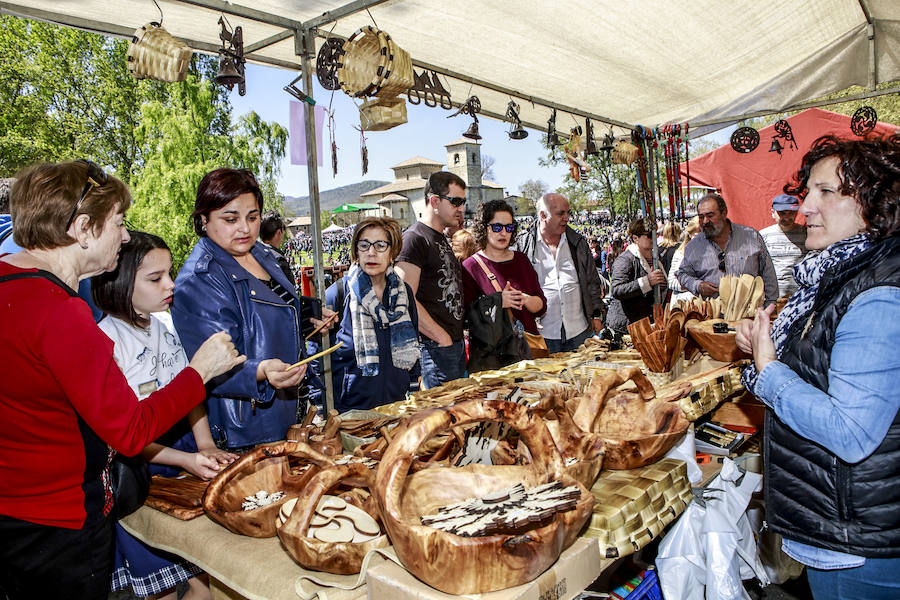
517, 193, 606, 353
760, 194, 808, 300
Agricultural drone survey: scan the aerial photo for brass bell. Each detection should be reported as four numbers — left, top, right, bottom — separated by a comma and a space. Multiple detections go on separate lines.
508, 123, 528, 140
547, 131, 561, 146
462, 120, 481, 140
769, 138, 784, 155
215, 56, 243, 86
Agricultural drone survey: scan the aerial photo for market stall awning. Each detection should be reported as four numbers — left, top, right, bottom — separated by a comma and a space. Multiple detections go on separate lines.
678, 108, 899, 231
332, 203, 379, 213
3, 0, 898, 137
321, 223, 344, 233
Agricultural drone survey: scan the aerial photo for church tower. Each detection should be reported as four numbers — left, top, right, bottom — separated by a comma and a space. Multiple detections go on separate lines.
445, 138, 483, 210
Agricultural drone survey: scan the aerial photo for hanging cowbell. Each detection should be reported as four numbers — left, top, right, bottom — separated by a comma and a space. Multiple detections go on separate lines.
769, 138, 784, 155
462, 120, 481, 140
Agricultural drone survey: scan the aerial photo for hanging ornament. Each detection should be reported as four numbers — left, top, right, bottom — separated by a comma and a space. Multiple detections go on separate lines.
851, 106, 878, 136
772, 119, 797, 152
359, 127, 368, 176
407, 69, 452, 109
563, 126, 589, 181
546, 109, 561, 152
316, 38, 344, 91
327, 110, 338, 177
504, 100, 528, 140
448, 96, 481, 140
730, 126, 759, 153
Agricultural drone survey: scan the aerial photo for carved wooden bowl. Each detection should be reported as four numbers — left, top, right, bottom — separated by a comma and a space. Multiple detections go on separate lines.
277, 462, 388, 574
686, 319, 749, 363
374, 399, 594, 595
202, 441, 334, 537
573, 367, 690, 470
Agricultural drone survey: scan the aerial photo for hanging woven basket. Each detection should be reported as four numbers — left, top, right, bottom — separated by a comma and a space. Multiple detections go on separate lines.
359, 96, 408, 131
126, 22, 192, 83
337, 26, 392, 98
612, 140, 639, 165
373, 33, 414, 99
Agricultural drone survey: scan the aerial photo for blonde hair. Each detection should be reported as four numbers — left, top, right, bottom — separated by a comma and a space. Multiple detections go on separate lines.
660, 221, 682, 248
451, 228, 477, 262
679, 217, 700, 252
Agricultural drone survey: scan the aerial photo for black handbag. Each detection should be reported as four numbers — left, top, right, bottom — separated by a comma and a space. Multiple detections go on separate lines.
465, 292, 529, 373
109, 453, 151, 519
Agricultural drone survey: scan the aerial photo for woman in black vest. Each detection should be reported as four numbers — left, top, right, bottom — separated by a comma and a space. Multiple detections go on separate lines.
737, 134, 900, 599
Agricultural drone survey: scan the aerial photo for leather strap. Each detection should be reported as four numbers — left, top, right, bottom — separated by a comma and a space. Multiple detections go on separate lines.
472, 253, 517, 324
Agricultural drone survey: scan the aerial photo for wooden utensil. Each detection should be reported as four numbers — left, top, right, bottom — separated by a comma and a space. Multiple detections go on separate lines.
286, 342, 343, 371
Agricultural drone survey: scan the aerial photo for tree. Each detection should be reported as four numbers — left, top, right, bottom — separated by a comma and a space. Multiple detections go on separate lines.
519, 179, 548, 203
480, 154, 496, 181
0, 15, 287, 271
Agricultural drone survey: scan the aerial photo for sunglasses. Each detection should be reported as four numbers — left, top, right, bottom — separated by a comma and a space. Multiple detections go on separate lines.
717, 251, 726, 272
434, 194, 466, 207
66, 159, 108, 229
356, 239, 391, 253
488, 222, 516, 233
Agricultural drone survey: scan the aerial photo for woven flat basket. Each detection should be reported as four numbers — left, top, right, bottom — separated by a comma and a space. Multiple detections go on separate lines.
583, 458, 692, 558
359, 96, 408, 131
338, 26, 391, 98
126, 23, 192, 82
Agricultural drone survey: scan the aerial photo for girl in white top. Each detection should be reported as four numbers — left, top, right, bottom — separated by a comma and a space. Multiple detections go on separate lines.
92, 231, 236, 600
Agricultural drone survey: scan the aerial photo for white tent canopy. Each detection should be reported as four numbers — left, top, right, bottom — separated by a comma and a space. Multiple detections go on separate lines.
4, 0, 899, 137
322, 223, 344, 233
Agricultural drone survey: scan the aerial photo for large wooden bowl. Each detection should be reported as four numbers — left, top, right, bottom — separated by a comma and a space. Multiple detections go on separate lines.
572, 367, 690, 470
277, 462, 388, 574
374, 399, 594, 595
686, 319, 749, 363
202, 441, 334, 537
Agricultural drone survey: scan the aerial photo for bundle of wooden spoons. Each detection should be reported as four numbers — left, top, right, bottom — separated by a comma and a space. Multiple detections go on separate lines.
627, 305, 688, 373
718, 274, 765, 321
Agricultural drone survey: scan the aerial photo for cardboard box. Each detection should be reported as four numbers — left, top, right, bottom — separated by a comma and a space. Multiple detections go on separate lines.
366, 537, 605, 600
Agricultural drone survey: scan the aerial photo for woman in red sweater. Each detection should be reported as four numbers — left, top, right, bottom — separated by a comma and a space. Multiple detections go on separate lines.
0, 161, 244, 600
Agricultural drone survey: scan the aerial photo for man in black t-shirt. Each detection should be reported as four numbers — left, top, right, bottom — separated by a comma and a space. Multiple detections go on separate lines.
396, 172, 466, 389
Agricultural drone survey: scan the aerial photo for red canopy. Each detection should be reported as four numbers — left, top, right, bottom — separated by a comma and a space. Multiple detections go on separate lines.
679, 108, 898, 231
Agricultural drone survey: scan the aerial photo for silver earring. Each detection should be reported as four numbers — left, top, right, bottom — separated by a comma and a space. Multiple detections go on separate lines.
81, 242, 88, 249
202, 225, 207, 231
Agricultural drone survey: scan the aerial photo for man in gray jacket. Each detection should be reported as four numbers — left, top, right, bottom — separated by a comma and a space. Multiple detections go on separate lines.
517, 193, 606, 353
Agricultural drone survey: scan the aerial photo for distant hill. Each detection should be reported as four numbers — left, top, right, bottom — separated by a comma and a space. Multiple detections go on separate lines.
284, 180, 390, 216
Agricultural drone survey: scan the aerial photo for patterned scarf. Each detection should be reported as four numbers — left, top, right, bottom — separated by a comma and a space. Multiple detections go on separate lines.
741, 233, 872, 393
347, 263, 420, 377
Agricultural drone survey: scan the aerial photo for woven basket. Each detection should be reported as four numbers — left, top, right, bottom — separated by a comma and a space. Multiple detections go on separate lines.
374, 34, 414, 99
126, 22, 192, 82
359, 96, 408, 131
612, 140, 639, 165
337, 26, 391, 98
583, 458, 692, 558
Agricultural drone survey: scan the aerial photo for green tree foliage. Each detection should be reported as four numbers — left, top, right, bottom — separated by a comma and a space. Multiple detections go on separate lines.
0, 16, 288, 272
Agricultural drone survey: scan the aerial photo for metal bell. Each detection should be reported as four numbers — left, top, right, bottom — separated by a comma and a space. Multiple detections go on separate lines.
769, 138, 784, 155
215, 56, 243, 86
462, 120, 481, 140
508, 123, 528, 140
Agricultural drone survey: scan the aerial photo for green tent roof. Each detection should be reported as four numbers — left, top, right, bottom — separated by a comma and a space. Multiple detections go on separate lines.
332, 203, 380, 213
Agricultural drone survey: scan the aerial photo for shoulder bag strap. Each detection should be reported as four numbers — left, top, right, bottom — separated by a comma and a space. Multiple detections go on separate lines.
0, 271, 78, 296
472, 253, 517, 324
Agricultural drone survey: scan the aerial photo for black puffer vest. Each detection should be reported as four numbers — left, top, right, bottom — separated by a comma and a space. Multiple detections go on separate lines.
765, 234, 900, 557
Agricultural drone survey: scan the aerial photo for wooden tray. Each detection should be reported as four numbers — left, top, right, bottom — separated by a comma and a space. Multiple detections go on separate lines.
144, 474, 209, 520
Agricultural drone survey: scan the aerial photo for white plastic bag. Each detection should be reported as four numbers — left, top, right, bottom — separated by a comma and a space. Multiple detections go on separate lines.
664, 424, 702, 484
657, 458, 770, 600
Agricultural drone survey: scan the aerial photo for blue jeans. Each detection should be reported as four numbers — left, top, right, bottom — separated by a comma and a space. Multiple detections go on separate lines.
419, 339, 466, 390
806, 557, 900, 600
544, 325, 591, 354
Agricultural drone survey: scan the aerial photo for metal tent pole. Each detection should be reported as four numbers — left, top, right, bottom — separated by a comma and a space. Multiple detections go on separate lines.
298, 28, 334, 414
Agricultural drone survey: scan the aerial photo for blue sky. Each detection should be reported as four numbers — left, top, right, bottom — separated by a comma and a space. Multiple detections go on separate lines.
229, 63, 731, 199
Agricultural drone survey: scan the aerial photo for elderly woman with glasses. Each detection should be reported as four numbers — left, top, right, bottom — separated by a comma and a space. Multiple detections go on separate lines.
462, 199, 546, 371
0, 161, 242, 599
324, 217, 420, 412
172, 168, 311, 452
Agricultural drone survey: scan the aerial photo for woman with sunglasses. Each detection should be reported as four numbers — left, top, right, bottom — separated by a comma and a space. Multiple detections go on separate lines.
606, 218, 668, 334
325, 217, 420, 412
462, 199, 546, 371
0, 161, 243, 599
172, 168, 311, 452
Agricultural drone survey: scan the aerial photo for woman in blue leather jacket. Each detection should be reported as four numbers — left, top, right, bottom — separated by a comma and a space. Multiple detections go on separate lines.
172, 169, 309, 450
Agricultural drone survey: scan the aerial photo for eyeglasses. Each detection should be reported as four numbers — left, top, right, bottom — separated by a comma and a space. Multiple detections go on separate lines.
717, 251, 726, 272
488, 222, 516, 233
66, 160, 108, 229
434, 194, 466, 207
356, 239, 391, 253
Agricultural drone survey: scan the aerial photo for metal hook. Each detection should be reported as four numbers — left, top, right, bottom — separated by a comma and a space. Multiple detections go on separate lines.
151, 0, 163, 26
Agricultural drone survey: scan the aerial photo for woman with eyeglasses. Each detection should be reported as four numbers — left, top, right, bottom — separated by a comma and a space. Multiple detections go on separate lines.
0, 161, 243, 599
171, 168, 312, 452
324, 217, 420, 412
737, 135, 900, 599
606, 218, 668, 334
462, 199, 546, 371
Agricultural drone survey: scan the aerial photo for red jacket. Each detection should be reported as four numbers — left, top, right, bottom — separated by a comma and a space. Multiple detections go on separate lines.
0, 262, 205, 529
